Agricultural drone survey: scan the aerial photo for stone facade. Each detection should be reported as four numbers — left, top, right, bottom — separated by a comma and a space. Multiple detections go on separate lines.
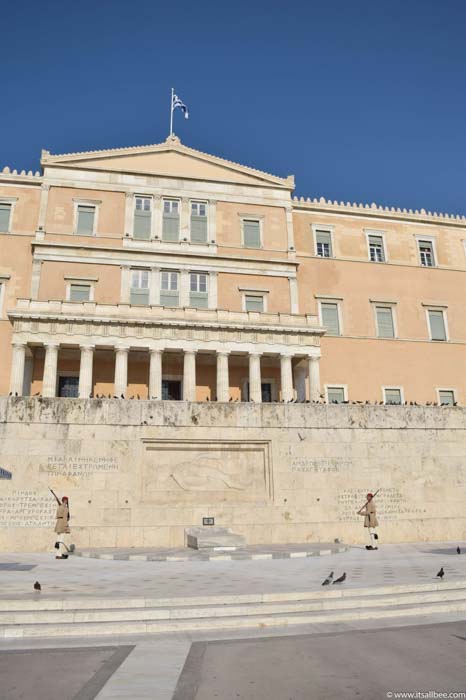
1, 398, 465, 552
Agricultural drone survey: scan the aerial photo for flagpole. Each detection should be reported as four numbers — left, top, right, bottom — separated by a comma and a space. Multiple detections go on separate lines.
169, 87, 174, 137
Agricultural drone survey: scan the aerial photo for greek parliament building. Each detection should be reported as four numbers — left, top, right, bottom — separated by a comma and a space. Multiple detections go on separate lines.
1, 134, 466, 551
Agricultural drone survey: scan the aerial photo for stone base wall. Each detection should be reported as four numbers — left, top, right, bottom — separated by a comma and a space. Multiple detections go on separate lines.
0, 397, 465, 552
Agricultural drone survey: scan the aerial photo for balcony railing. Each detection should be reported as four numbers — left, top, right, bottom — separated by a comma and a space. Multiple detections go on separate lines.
10, 299, 322, 333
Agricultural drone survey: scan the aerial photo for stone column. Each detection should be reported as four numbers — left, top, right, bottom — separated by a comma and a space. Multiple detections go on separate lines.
208, 200, 217, 244
288, 277, 299, 314
114, 346, 129, 397
9, 342, 26, 396
249, 352, 262, 403
280, 353, 294, 402
149, 267, 160, 306
78, 345, 94, 398
216, 351, 230, 402
152, 196, 162, 239
294, 366, 307, 402
183, 350, 196, 401
308, 355, 321, 402
149, 349, 162, 399
42, 343, 59, 397
37, 184, 50, 234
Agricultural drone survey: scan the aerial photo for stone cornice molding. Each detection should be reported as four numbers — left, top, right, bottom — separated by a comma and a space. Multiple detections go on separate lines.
293, 196, 466, 228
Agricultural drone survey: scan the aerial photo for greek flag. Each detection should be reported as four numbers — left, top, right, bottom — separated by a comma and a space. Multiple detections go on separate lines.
172, 93, 189, 119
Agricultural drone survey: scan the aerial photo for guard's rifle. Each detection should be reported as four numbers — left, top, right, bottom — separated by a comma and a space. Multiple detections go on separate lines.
357, 489, 380, 515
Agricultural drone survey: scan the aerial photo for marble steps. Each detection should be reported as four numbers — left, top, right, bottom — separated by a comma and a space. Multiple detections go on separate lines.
1, 582, 466, 638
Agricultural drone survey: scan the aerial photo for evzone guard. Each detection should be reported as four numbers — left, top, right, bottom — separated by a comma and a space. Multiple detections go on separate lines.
50, 489, 71, 559
358, 491, 379, 550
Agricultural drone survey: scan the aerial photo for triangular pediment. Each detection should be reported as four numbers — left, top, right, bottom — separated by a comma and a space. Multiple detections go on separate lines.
42, 136, 294, 189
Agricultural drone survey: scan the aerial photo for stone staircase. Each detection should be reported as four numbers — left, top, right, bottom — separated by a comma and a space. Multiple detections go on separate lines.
1, 580, 466, 639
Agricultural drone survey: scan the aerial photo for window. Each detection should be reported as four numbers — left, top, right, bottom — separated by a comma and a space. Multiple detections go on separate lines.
0, 203, 12, 232
160, 271, 179, 306
245, 294, 264, 312
368, 235, 385, 263
162, 199, 180, 241
76, 205, 96, 236
419, 240, 435, 267
190, 201, 207, 243
0, 282, 4, 317
376, 306, 395, 338
189, 273, 208, 308
384, 388, 402, 405
242, 219, 261, 248
320, 302, 340, 336
315, 229, 333, 258
327, 386, 346, 404
130, 269, 149, 306
438, 389, 455, 406
428, 309, 447, 341
69, 284, 91, 302
134, 197, 151, 240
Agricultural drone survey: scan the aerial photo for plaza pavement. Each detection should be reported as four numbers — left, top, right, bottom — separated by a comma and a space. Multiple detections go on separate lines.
0, 541, 465, 699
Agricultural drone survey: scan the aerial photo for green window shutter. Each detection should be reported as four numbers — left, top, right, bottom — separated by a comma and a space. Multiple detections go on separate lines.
189, 292, 208, 308
439, 390, 454, 405
316, 230, 332, 256
385, 389, 401, 405
376, 307, 394, 338
69, 284, 90, 302
0, 204, 11, 232
321, 303, 340, 336
162, 213, 179, 241
76, 206, 95, 236
160, 290, 179, 306
245, 295, 264, 312
191, 216, 207, 243
327, 387, 345, 403
134, 210, 151, 239
429, 310, 446, 340
130, 289, 149, 306
243, 220, 260, 248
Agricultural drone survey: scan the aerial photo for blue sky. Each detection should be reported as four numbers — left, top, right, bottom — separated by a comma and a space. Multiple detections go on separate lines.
2, 0, 466, 213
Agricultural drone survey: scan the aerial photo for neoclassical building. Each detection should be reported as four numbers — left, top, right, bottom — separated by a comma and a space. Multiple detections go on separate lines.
1, 134, 466, 406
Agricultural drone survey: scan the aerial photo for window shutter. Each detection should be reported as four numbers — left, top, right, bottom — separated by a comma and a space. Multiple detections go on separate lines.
243, 220, 260, 248
321, 303, 340, 335
134, 210, 151, 239
190, 216, 207, 243
69, 284, 90, 302
385, 389, 401, 405
130, 288, 149, 306
429, 310, 446, 340
160, 290, 179, 306
162, 213, 179, 241
0, 204, 11, 232
189, 292, 208, 308
439, 390, 454, 405
245, 295, 264, 312
316, 230, 332, 256
376, 307, 394, 338
327, 387, 345, 403
77, 206, 95, 235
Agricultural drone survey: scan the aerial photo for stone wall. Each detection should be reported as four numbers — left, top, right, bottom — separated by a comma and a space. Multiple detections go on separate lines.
0, 397, 465, 552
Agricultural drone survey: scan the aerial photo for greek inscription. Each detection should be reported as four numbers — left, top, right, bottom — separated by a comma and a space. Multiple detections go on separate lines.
0, 490, 55, 528
291, 458, 350, 474
337, 488, 427, 522
39, 456, 119, 478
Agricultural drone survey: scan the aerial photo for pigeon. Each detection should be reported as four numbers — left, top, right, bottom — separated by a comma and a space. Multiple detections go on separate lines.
321, 571, 334, 586
120, 394, 125, 399
457, 547, 461, 555
298, 432, 305, 441
33, 581, 41, 591
436, 567, 444, 579
333, 572, 346, 584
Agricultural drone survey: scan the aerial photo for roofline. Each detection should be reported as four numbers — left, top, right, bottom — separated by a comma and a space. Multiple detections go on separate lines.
41, 135, 295, 190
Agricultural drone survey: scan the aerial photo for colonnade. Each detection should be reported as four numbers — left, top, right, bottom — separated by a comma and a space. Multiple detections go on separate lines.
9, 342, 321, 402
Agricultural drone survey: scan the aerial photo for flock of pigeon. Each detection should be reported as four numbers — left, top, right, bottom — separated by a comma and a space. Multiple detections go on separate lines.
7, 391, 460, 406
